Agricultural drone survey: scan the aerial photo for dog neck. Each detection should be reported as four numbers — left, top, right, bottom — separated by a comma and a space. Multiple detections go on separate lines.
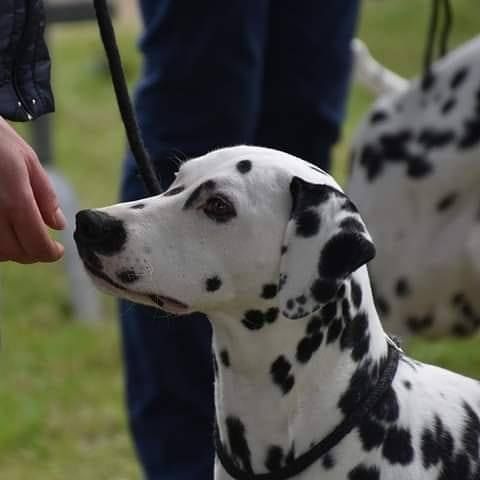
210, 267, 388, 476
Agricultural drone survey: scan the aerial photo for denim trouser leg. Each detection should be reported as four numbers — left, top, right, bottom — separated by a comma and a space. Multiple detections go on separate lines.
120, 1, 359, 479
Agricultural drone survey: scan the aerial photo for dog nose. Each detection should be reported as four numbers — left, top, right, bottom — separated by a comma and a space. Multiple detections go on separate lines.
74, 209, 127, 255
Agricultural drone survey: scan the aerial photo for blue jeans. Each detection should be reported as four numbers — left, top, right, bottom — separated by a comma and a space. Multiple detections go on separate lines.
120, 1, 360, 478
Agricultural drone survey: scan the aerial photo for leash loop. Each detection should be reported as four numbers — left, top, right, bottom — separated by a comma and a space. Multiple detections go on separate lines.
93, 0, 162, 196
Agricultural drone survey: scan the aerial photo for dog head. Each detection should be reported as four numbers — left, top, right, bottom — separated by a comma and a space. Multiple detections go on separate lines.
74, 146, 374, 318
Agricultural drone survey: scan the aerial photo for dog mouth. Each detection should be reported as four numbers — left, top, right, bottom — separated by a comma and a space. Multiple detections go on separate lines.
81, 260, 189, 313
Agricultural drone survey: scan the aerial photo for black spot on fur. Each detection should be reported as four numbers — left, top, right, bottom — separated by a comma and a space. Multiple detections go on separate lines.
452, 323, 472, 337
461, 302, 474, 317
270, 356, 295, 395
407, 156, 433, 178
358, 123, 456, 181
289, 180, 340, 217
350, 312, 371, 361
322, 453, 335, 469
421, 415, 453, 469
450, 67, 469, 89
226, 416, 253, 473
370, 110, 389, 124
441, 98, 456, 115
436, 192, 458, 211
338, 362, 370, 415
311, 279, 338, 303
342, 200, 358, 213
242, 310, 265, 330
242, 309, 278, 330
295, 210, 320, 237
265, 308, 279, 323
130, 203, 145, 209
296, 332, 323, 364
350, 279, 362, 309
236, 160, 252, 174
348, 464, 380, 480
418, 128, 455, 149
358, 416, 385, 451
220, 349, 230, 368
319, 232, 375, 280
261, 284, 278, 299
359, 145, 384, 182
340, 321, 355, 351
206, 276, 222, 292
321, 301, 337, 325
458, 87, 480, 150
116, 269, 139, 284
164, 185, 185, 197
342, 298, 352, 322
327, 318, 342, 343
380, 130, 413, 159
395, 277, 410, 297
459, 120, 480, 149
462, 402, 480, 459
286, 299, 294, 310
452, 292, 465, 305
403, 380, 412, 390
265, 445, 283, 471
383, 426, 414, 465
306, 315, 322, 334
281, 245, 288, 255
407, 314, 433, 333
375, 296, 390, 316
451, 294, 480, 333
340, 217, 365, 234
183, 180, 215, 209
296, 295, 306, 305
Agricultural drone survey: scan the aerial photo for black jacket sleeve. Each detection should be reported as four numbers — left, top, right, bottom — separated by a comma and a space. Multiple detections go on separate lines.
0, 0, 54, 121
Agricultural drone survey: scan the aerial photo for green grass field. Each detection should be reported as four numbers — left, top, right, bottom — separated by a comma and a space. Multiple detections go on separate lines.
1, 2, 479, 478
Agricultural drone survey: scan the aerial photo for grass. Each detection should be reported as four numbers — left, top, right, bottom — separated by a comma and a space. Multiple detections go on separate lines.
1, 2, 479, 477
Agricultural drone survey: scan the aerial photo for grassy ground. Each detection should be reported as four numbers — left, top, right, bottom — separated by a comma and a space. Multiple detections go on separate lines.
1, 1, 479, 478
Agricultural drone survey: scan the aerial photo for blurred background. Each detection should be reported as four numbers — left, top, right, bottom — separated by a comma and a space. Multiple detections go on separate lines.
1, 0, 479, 478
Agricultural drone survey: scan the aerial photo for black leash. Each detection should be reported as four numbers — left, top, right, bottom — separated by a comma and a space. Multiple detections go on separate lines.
423, 0, 453, 82
214, 344, 400, 480
92, 0, 162, 196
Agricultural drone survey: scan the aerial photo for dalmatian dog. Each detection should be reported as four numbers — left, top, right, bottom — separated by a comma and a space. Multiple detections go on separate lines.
74, 146, 480, 479
348, 36, 480, 338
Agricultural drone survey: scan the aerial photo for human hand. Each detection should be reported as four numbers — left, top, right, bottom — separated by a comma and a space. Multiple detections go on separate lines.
0, 117, 65, 263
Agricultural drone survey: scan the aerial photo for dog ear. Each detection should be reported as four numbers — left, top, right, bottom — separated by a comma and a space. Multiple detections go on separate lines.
278, 177, 375, 319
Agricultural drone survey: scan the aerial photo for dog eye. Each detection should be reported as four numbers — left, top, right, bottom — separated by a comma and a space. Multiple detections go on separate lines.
203, 196, 236, 222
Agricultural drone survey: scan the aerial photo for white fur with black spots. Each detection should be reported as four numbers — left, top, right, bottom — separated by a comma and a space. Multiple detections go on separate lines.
75, 146, 480, 479
349, 36, 480, 338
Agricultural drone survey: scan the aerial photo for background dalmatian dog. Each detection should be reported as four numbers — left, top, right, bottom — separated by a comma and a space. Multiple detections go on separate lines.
348, 36, 480, 338
75, 146, 480, 480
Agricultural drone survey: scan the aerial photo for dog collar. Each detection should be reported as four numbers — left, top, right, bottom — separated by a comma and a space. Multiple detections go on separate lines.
214, 342, 400, 480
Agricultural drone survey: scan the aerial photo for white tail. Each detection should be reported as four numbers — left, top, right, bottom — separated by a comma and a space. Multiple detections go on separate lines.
352, 39, 409, 97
